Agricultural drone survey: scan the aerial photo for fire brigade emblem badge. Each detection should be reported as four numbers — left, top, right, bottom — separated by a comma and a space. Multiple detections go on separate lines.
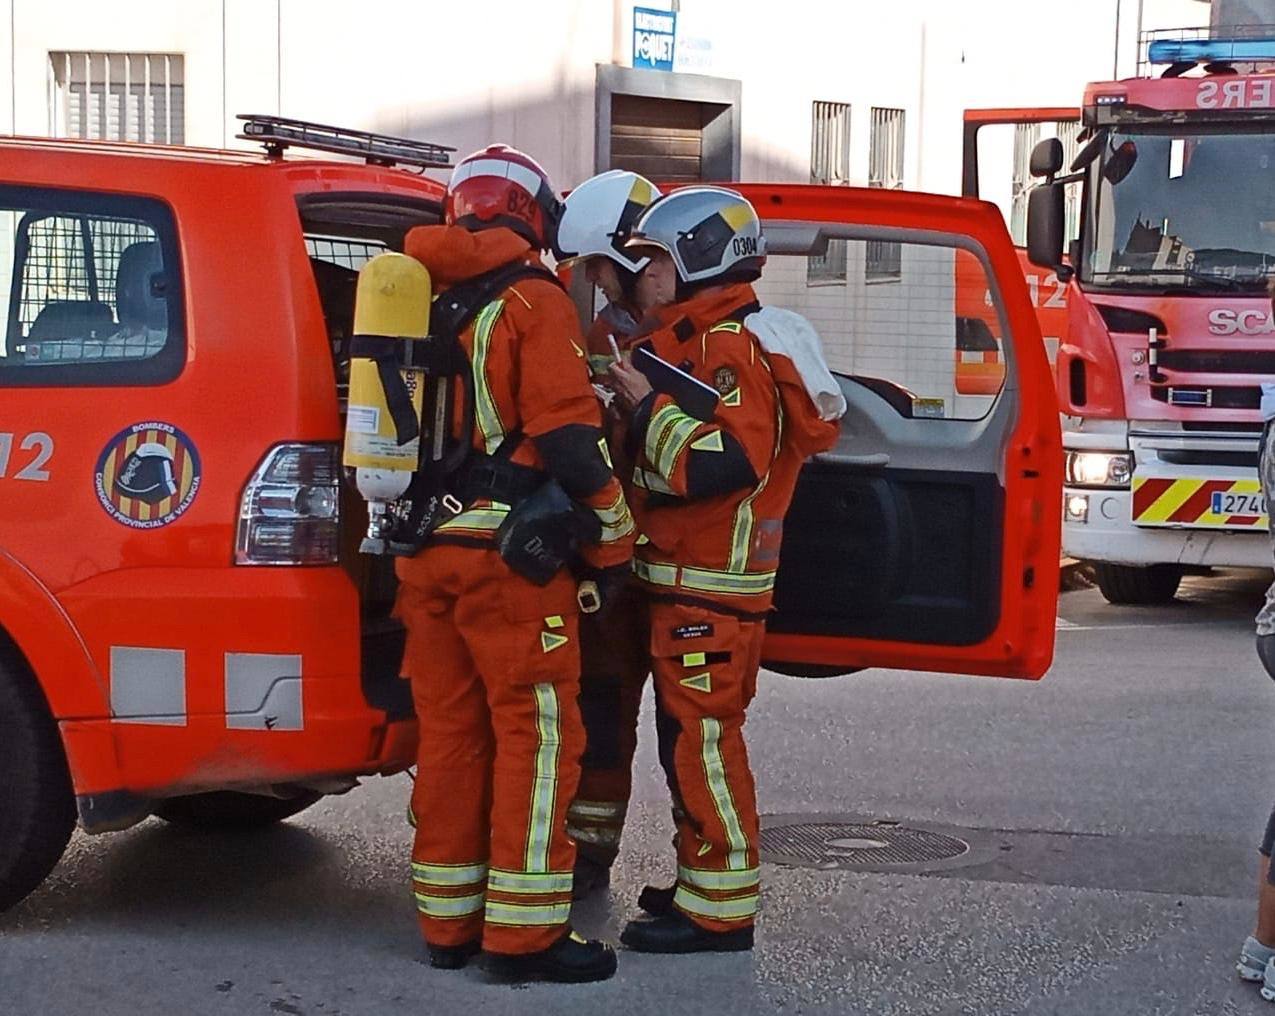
95, 422, 202, 530
713, 366, 738, 395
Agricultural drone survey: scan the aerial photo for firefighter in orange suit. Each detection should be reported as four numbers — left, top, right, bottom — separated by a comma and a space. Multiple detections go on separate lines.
551, 170, 671, 896
606, 186, 842, 953
395, 145, 636, 983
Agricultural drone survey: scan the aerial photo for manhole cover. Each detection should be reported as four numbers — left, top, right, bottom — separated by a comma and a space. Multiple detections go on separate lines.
760, 819, 971, 871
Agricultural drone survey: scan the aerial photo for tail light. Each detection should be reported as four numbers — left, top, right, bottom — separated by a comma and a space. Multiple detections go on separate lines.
236, 444, 340, 565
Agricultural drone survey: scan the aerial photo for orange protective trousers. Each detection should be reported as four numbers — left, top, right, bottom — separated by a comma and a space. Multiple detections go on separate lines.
397, 545, 584, 955
648, 600, 765, 932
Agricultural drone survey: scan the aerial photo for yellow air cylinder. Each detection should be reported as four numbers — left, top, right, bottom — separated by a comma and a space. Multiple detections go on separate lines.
343, 253, 432, 503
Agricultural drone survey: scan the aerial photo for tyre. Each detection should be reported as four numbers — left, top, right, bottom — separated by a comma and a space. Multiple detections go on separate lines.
154, 790, 322, 830
0, 644, 77, 912
1092, 562, 1183, 605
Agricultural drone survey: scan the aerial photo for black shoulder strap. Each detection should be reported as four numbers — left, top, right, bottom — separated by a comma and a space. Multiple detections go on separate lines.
430, 261, 564, 338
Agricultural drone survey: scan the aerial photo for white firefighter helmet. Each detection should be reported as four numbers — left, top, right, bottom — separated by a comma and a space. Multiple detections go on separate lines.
626, 186, 766, 290
553, 170, 662, 273
114, 441, 178, 504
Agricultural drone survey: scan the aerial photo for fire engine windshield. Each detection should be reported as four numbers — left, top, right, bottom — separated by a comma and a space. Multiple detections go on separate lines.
1083, 127, 1275, 294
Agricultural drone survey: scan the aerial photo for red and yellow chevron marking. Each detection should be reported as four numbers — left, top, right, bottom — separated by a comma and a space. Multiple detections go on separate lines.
1132, 476, 1269, 529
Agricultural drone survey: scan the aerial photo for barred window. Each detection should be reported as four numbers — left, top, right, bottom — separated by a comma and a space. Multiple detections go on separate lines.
305, 236, 386, 272
867, 108, 906, 283
808, 101, 851, 286
1009, 120, 1083, 245
0, 188, 183, 387
49, 52, 185, 145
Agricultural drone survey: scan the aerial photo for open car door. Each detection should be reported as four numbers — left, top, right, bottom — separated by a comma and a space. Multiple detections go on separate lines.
734, 184, 1062, 680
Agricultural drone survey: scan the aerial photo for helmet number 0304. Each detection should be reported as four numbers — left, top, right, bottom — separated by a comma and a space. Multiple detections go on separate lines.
732, 236, 759, 256
0, 431, 53, 482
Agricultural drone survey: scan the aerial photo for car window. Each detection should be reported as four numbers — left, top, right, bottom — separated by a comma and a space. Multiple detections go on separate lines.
0, 188, 182, 387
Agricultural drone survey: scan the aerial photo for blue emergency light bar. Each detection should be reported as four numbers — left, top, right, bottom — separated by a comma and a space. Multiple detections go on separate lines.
1147, 37, 1275, 65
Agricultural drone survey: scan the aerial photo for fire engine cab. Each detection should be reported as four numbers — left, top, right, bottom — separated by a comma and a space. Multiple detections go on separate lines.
0, 116, 1062, 912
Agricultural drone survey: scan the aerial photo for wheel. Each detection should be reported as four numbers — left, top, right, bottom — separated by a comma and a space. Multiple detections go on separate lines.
1092, 562, 1183, 605
0, 643, 77, 912
154, 790, 322, 830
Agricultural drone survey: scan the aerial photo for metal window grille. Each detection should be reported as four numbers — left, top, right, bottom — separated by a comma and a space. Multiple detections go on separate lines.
809, 101, 851, 286
867, 108, 906, 282
305, 236, 386, 271
18, 215, 155, 332
49, 52, 185, 144
1009, 120, 1083, 246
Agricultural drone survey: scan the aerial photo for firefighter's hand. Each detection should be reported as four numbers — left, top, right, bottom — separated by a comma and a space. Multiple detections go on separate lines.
608, 358, 653, 414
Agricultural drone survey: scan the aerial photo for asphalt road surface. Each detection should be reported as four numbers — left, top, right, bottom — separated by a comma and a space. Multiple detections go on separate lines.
4, 570, 1275, 1016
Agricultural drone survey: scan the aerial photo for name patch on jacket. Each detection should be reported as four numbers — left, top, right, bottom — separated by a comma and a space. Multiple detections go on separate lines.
672, 623, 715, 641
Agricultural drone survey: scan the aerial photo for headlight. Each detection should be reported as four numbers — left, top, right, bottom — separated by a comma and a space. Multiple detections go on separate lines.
1065, 450, 1133, 488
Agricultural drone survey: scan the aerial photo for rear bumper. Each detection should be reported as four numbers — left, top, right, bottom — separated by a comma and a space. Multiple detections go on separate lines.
53, 565, 417, 803
1063, 485, 1271, 567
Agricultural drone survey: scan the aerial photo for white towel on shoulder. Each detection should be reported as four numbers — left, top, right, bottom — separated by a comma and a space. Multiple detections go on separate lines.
744, 306, 847, 421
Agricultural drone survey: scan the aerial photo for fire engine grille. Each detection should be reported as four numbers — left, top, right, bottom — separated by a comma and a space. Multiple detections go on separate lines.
759, 819, 970, 871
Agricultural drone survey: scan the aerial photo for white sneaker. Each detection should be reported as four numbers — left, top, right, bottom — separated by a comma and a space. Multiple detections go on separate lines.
1238, 936, 1275, 983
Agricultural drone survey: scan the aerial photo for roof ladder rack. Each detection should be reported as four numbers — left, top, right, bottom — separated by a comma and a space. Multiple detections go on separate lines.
237, 114, 454, 169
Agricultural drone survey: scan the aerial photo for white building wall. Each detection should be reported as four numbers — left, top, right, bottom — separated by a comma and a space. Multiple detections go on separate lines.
2, 0, 1210, 191
0, 0, 1210, 417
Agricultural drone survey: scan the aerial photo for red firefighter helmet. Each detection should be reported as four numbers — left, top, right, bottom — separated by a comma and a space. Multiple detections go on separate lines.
445, 144, 563, 251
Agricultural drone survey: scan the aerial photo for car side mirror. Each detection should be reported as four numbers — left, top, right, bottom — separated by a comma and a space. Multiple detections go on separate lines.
1030, 138, 1064, 179
1027, 182, 1072, 280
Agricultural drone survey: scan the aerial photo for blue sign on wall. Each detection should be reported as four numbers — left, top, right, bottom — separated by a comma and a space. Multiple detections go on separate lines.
633, 6, 677, 72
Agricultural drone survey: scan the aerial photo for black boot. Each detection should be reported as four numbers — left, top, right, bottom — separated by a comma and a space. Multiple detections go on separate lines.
427, 939, 481, 970
486, 930, 618, 983
636, 882, 675, 917
620, 910, 753, 954
572, 854, 612, 901
1258, 633, 1275, 681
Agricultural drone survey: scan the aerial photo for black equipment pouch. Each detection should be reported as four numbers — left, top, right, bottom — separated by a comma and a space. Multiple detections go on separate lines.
495, 478, 604, 586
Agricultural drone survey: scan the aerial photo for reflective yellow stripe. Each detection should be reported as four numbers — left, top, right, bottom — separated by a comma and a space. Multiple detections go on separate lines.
728, 471, 771, 573
645, 402, 685, 468
488, 869, 574, 895
411, 861, 488, 886
484, 899, 572, 926
683, 652, 707, 667
525, 683, 561, 872
567, 799, 626, 821
678, 865, 760, 892
597, 434, 613, 468
594, 491, 636, 543
673, 885, 758, 921
655, 415, 701, 479
633, 465, 677, 495
472, 300, 507, 454
414, 891, 485, 918
681, 566, 775, 595
436, 505, 510, 532
633, 559, 776, 596
708, 321, 743, 334
633, 558, 679, 587
701, 718, 750, 870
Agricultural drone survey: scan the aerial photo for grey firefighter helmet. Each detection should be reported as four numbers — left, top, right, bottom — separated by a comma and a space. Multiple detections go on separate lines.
625, 186, 766, 290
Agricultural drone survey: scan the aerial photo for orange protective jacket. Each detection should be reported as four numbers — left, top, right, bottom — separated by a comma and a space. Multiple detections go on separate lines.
626, 282, 821, 615
402, 225, 635, 571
